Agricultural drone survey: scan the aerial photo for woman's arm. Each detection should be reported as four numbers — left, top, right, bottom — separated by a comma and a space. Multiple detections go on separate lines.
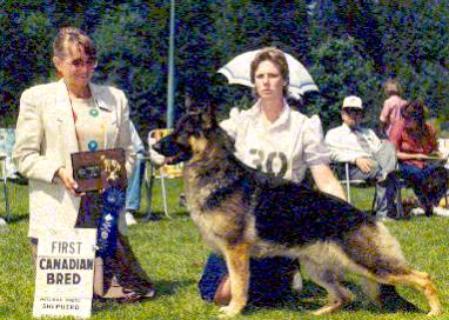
310, 164, 346, 201
12, 87, 64, 183
396, 152, 431, 161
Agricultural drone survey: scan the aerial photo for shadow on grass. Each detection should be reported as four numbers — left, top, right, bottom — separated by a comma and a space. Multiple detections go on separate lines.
5, 214, 29, 224
154, 279, 196, 296
244, 280, 422, 316
136, 210, 190, 222
91, 279, 195, 313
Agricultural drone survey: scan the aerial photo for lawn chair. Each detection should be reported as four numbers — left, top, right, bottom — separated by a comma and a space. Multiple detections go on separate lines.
331, 161, 368, 204
331, 161, 404, 219
0, 128, 24, 222
143, 129, 183, 221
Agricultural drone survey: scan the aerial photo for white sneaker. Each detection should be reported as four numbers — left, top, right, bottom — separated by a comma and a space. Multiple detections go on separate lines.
433, 207, 449, 217
410, 207, 425, 216
0, 217, 6, 226
125, 211, 137, 225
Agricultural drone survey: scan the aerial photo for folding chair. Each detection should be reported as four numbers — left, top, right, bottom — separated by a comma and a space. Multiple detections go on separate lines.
0, 153, 9, 223
331, 162, 366, 204
331, 161, 404, 218
143, 129, 183, 220
0, 128, 17, 222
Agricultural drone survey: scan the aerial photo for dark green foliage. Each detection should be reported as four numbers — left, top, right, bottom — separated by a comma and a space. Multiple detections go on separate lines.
1, 0, 449, 135
308, 37, 381, 130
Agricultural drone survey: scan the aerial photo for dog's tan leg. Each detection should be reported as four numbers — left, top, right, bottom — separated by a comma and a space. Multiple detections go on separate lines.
302, 258, 353, 315
219, 242, 250, 318
378, 270, 442, 316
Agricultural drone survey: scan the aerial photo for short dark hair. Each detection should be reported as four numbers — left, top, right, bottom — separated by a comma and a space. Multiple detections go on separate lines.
250, 47, 289, 96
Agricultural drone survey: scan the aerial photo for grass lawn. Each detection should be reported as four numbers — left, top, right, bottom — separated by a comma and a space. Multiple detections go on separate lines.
1, 180, 449, 319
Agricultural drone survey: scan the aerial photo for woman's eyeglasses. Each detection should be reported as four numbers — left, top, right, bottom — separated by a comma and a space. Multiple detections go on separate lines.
67, 58, 97, 69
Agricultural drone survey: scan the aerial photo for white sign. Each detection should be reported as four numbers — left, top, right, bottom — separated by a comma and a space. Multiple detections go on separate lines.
33, 228, 97, 319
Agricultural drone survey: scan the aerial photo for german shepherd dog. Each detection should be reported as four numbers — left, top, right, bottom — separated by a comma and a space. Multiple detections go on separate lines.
153, 106, 442, 318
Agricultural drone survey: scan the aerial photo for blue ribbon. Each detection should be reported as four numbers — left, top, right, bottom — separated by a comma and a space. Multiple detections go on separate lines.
96, 186, 126, 259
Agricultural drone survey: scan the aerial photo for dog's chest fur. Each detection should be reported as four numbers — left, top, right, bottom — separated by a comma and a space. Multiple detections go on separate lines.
183, 162, 256, 250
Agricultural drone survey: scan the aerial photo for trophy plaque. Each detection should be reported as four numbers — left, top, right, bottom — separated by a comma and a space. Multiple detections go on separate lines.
71, 148, 127, 192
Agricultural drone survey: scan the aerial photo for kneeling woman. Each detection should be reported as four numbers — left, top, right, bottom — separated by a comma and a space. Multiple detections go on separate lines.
199, 47, 346, 306
13, 27, 154, 302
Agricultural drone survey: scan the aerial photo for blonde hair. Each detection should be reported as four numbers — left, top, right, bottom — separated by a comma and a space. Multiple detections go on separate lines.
383, 78, 402, 97
53, 27, 96, 60
250, 47, 289, 96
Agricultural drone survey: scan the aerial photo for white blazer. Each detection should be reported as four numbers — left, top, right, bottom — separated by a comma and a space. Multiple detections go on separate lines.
13, 79, 135, 239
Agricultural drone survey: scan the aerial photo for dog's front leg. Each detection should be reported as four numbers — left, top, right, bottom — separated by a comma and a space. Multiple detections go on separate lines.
219, 242, 250, 318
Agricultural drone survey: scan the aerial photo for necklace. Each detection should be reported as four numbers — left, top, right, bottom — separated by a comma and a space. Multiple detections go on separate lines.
64, 82, 105, 152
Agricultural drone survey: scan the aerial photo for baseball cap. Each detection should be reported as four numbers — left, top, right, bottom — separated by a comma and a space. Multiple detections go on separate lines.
342, 95, 363, 110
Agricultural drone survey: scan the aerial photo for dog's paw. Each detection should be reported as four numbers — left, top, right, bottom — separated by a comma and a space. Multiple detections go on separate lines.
310, 302, 344, 316
218, 305, 241, 318
427, 308, 443, 316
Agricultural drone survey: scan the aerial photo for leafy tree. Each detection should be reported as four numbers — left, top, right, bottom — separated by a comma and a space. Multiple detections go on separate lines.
308, 37, 381, 130
0, 2, 54, 126
93, 1, 168, 135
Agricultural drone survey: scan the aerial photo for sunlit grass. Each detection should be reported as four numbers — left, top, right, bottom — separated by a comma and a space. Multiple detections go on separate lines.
1, 181, 448, 319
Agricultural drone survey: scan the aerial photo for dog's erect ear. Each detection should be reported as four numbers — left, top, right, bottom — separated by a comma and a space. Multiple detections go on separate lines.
201, 103, 216, 130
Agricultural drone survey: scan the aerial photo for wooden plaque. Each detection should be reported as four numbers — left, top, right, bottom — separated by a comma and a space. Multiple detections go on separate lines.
71, 148, 127, 192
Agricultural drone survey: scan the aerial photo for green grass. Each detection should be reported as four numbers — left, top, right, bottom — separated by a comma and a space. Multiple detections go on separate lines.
1, 180, 449, 319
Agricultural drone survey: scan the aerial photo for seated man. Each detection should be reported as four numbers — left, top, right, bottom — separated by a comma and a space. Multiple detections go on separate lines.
325, 95, 398, 220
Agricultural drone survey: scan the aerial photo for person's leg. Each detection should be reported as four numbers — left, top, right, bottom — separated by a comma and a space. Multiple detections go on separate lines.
377, 175, 398, 218
349, 163, 391, 217
198, 253, 229, 304
125, 157, 145, 212
125, 157, 146, 225
373, 141, 398, 180
399, 163, 431, 213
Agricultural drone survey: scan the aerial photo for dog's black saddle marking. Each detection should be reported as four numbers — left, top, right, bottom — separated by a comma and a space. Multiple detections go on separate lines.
253, 182, 374, 246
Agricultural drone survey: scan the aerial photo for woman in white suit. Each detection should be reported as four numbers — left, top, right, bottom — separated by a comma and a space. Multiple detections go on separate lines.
13, 27, 154, 302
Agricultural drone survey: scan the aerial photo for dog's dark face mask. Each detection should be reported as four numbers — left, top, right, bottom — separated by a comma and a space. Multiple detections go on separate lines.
152, 106, 216, 164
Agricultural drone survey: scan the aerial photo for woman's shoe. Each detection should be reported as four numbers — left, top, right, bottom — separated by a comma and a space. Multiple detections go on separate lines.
117, 287, 156, 303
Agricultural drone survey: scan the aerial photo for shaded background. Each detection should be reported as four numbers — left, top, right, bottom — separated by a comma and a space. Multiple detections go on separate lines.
1, 0, 449, 138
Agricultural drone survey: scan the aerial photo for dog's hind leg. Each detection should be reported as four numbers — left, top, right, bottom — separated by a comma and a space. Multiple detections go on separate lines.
374, 270, 442, 316
302, 258, 353, 315
218, 242, 251, 318
344, 223, 441, 316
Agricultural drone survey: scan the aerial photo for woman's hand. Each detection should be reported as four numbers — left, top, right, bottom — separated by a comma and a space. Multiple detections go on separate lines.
355, 157, 374, 173
53, 167, 84, 196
